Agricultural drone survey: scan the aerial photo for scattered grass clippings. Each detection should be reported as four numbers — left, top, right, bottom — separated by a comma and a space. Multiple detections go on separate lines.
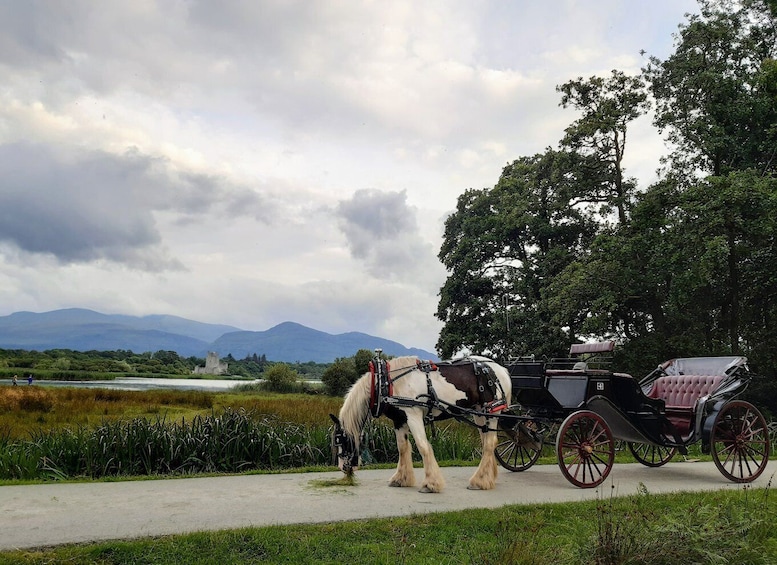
308, 474, 358, 487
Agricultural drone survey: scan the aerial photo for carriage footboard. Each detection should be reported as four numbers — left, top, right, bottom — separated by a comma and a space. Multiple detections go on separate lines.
585, 396, 660, 444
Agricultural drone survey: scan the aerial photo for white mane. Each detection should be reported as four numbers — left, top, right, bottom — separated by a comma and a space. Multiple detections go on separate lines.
338, 372, 371, 440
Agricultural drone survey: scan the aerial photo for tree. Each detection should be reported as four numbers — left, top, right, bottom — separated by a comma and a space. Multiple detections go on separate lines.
353, 349, 376, 376
670, 172, 777, 355
437, 150, 598, 360
557, 70, 650, 224
644, 0, 777, 179
322, 357, 359, 397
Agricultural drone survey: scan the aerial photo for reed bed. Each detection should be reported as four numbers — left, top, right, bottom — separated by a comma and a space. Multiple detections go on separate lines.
0, 385, 484, 480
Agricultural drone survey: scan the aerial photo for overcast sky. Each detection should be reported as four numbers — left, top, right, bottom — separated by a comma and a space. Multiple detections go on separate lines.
0, 0, 699, 353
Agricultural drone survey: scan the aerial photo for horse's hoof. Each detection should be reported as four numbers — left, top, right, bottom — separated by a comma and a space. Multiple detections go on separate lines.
467, 484, 483, 490
418, 486, 437, 493
389, 480, 403, 487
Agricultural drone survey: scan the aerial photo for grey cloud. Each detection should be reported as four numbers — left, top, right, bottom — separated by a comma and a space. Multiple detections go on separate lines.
335, 189, 444, 285
0, 142, 270, 269
336, 189, 416, 258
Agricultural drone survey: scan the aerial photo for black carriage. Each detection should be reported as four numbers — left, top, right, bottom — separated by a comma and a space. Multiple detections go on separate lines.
495, 341, 771, 488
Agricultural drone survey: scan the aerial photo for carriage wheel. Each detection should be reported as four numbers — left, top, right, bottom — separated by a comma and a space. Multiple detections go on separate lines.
495, 420, 543, 472
556, 410, 614, 488
711, 400, 770, 483
628, 442, 677, 467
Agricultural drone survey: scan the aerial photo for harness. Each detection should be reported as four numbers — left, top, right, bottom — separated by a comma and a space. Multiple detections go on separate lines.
332, 425, 358, 471
369, 357, 424, 417
368, 354, 507, 432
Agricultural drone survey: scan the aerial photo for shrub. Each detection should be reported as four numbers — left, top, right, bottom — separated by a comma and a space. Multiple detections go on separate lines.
321, 358, 358, 396
262, 364, 300, 392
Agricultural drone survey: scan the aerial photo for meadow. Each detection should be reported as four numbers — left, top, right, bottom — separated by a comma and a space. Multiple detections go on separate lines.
0, 385, 489, 481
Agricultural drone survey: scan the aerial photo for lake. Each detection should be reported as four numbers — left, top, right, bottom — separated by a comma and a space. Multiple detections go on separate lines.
3, 377, 260, 392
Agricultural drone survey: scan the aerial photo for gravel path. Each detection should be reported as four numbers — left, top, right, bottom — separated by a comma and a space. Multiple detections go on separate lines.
1, 461, 771, 550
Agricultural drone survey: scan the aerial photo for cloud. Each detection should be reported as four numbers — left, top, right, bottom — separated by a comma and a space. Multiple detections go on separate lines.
335, 189, 445, 286
0, 0, 700, 353
0, 142, 279, 270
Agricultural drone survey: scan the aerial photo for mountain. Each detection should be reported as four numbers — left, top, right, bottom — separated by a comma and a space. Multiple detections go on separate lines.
212, 322, 438, 363
0, 309, 438, 363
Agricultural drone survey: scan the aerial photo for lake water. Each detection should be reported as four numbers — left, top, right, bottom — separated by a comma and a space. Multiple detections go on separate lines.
2, 377, 261, 393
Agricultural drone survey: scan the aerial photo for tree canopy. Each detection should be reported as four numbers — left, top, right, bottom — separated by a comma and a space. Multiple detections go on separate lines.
436, 0, 777, 408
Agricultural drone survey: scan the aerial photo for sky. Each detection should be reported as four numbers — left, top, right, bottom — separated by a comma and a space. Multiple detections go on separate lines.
0, 0, 700, 353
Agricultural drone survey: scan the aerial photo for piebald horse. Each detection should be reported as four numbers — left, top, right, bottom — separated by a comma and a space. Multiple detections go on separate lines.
330, 355, 511, 492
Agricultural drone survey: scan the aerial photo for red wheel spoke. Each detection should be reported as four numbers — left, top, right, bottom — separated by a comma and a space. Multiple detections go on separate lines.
711, 400, 769, 483
556, 411, 614, 488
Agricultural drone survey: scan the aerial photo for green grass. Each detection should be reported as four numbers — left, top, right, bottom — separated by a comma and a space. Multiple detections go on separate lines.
2, 385, 776, 563
1, 487, 774, 564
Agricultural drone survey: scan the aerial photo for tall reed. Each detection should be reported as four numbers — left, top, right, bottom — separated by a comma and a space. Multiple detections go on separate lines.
0, 408, 482, 480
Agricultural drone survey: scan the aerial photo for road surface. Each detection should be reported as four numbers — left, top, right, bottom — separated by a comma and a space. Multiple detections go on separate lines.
1, 461, 772, 550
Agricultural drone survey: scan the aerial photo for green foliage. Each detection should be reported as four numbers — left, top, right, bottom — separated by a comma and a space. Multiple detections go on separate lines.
0, 348, 331, 381
321, 357, 359, 396
353, 348, 375, 376
644, 0, 777, 178
0, 409, 330, 479
435, 0, 777, 422
261, 364, 299, 392
321, 349, 379, 396
0, 401, 483, 481
437, 150, 599, 360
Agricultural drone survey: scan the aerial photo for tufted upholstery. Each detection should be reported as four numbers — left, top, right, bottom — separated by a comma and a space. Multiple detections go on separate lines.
646, 375, 725, 408
646, 374, 726, 436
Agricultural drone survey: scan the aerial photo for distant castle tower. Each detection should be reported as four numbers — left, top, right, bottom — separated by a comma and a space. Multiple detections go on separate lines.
193, 352, 228, 375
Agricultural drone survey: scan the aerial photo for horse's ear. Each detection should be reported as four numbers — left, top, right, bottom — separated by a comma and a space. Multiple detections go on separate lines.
329, 414, 341, 427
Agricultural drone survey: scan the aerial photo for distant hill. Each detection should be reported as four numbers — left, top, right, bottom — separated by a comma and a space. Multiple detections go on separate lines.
212, 321, 438, 363
0, 309, 438, 363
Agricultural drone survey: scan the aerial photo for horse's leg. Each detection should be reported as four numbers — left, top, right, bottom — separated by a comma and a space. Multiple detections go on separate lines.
406, 412, 445, 493
467, 415, 499, 490
388, 424, 415, 487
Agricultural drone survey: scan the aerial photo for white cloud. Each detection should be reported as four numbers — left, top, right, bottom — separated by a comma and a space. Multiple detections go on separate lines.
0, 0, 698, 353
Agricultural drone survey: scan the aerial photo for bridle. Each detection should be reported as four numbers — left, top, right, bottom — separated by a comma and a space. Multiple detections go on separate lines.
332, 422, 359, 472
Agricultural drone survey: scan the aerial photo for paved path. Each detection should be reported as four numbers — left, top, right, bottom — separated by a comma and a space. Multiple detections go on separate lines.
0, 461, 772, 550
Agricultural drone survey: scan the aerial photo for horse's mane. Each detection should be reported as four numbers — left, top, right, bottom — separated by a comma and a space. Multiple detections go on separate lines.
338, 372, 372, 438
337, 356, 421, 438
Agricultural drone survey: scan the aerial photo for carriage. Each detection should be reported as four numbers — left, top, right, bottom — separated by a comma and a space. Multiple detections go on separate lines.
332, 344, 769, 492
495, 341, 771, 488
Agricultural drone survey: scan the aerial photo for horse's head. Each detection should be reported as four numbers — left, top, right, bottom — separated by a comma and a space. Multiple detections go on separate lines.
330, 414, 359, 474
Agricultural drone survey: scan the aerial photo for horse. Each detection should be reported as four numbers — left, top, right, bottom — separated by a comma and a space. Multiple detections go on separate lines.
330, 355, 512, 493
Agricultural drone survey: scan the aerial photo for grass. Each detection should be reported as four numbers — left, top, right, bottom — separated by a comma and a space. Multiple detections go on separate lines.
1, 384, 776, 563
0, 385, 485, 481
1, 487, 774, 564
0, 386, 343, 439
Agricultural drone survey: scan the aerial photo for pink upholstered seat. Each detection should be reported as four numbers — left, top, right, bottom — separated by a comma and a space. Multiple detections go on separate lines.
646, 375, 725, 408
646, 374, 726, 435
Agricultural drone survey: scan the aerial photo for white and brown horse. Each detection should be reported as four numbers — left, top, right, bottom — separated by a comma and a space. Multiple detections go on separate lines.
330, 355, 511, 492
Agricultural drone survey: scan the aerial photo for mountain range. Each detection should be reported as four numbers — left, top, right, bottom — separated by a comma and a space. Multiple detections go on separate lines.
0, 309, 438, 363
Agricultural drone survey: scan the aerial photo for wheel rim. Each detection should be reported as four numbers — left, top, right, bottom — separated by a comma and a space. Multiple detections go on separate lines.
556, 411, 614, 488
495, 421, 543, 472
628, 442, 677, 467
711, 400, 770, 483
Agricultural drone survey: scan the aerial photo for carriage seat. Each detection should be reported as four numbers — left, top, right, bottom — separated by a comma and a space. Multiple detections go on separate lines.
645, 374, 726, 435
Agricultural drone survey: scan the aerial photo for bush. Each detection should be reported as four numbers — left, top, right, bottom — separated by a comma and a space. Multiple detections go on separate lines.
321, 358, 359, 396
262, 364, 299, 392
